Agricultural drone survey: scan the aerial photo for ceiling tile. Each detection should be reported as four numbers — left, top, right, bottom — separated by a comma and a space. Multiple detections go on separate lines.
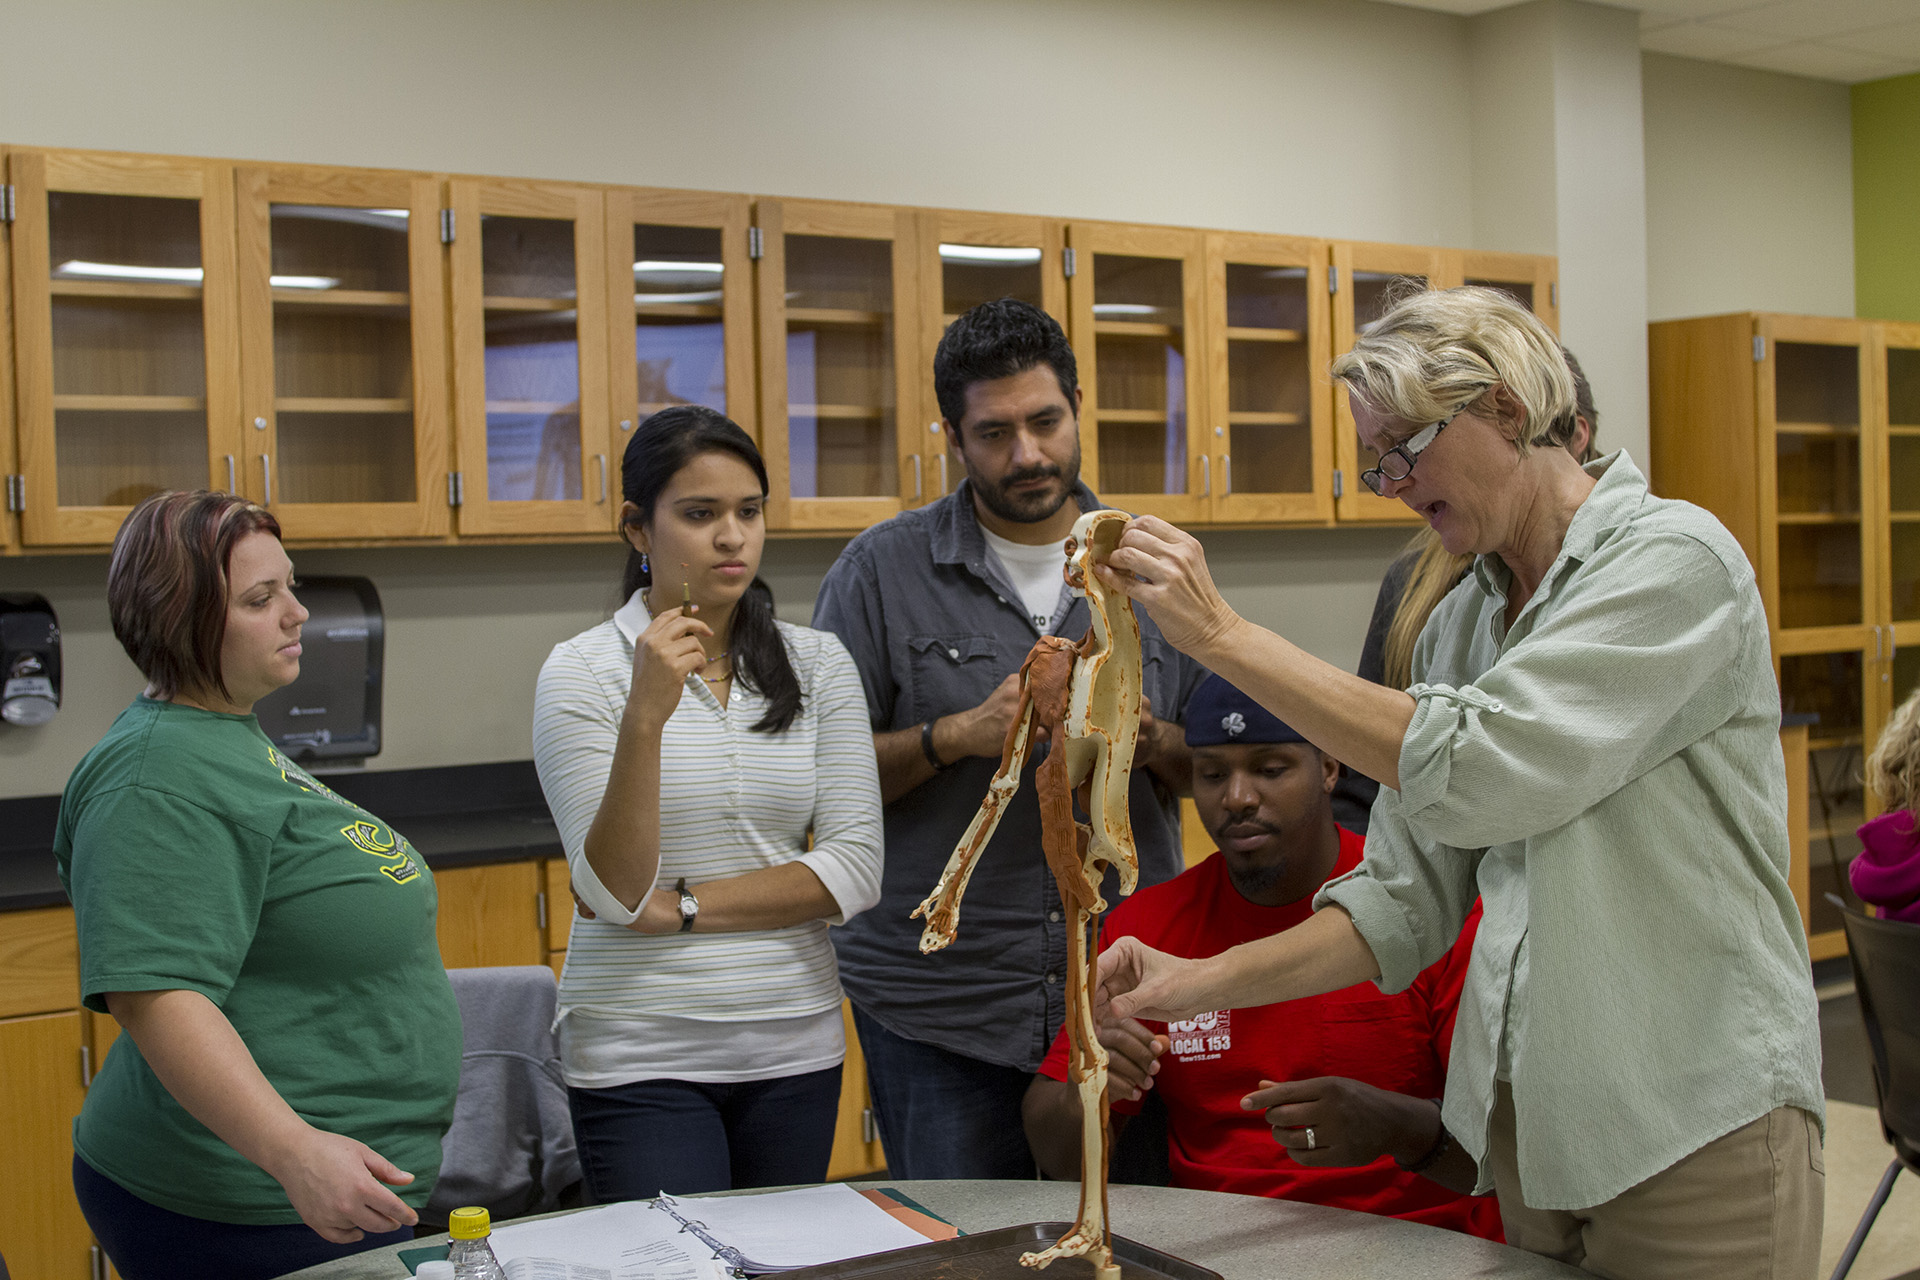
1705, 0, 1920, 40
1724, 38, 1919, 80
1637, 1, 1777, 32
1641, 21, 1791, 57
1826, 17, 1920, 58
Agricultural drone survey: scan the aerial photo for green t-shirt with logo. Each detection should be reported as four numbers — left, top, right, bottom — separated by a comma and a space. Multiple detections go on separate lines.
54, 697, 461, 1224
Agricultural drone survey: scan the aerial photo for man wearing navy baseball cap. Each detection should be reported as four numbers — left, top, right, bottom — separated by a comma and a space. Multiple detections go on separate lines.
1024, 674, 1499, 1238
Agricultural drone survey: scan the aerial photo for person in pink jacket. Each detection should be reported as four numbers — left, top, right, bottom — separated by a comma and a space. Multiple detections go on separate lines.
1857, 687, 1920, 924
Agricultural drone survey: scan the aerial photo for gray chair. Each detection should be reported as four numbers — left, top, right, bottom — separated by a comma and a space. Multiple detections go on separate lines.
1828, 894, 1920, 1280
425, 966, 583, 1227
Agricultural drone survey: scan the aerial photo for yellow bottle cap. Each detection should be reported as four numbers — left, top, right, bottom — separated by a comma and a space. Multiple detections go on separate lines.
448, 1206, 492, 1239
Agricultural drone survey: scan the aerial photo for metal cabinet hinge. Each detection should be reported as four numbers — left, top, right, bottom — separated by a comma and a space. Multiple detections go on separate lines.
81, 1044, 93, 1087
448, 471, 464, 507
861, 1107, 878, 1144
439, 209, 456, 244
1548, 281, 1558, 309
1332, 468, 1344, 498
0, 184, 14, 223
1062, 246, 1076, 278
747, 226, 764, 260
4, 475, 22, 513
1328, 264, 1338, 295
1753, 334, 1766, 362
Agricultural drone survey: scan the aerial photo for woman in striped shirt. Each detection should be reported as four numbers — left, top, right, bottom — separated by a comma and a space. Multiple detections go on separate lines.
532, 406, 884, 1202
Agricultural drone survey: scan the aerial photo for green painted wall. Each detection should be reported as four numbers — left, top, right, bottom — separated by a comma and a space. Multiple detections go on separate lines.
1854, 72, 1920, 323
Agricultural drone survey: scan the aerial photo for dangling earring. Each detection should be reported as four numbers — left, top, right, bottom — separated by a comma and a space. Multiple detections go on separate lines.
640, 551, 650, 576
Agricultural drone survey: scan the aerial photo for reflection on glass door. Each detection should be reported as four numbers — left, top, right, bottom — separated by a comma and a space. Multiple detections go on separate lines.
1887, 342, 1920, 621
1771, 339, 1863, 630
478, 214, 583, 503
1781, 650, 1867, 940
632, 223, 727, 419
266, 203, 417, 505
1222, 262, 1313, 499
1091, 252, 1187, 496
784, 234, 896, 501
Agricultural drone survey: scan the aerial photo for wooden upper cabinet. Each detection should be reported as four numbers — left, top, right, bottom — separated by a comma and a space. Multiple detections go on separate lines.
754, 199, 920, 531
1451, 250, 1558, 333
605, 187, 755, 488
7, 148, 242, 546
234, 164, 450, 540
1329, 241, 1446, 524
448, 178, 611, 536
1201, 232, 1332, 524
914, 209, 1068, 506
1067, 222, 1208, 524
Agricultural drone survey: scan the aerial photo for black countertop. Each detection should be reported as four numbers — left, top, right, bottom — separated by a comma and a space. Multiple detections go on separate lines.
0, 760, 561, 913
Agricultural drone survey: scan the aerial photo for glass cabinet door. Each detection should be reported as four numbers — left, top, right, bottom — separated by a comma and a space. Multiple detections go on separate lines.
1759, 317, 1871, 636
8, 149, 240, 545
448, 178, 610, 535
234, 166, 449, 540
1330, 242, 1446, 524
916, 210, 1066, 506
753, 199, 919, 531
1452, 249, 1558, 334
1203, 232, 1331, 523
606, 188, 753, 483
1882, 325, 1920, 644
1066, 223, 1207, 524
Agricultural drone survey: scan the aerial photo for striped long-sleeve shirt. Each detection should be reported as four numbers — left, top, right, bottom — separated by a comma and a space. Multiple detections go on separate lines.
532, 590, 883, 1082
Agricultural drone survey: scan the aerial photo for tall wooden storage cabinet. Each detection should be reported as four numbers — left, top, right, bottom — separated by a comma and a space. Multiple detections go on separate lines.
1651, 312, 1920, 960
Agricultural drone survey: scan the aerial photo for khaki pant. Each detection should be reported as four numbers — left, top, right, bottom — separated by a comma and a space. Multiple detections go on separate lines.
1486, 1081, 1824, 1280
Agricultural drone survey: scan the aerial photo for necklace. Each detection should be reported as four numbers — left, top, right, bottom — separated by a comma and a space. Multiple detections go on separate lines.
700, 654, 732, 684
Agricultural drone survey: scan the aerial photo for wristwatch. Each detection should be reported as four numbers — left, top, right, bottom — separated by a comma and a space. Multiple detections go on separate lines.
674, 876, 699, 933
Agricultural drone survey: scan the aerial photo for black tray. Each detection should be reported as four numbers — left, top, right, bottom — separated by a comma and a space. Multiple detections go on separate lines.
774, 1222, 1221, 1280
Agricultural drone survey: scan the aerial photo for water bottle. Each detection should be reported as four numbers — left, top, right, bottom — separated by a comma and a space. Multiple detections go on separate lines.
447, 1206, 509, 1280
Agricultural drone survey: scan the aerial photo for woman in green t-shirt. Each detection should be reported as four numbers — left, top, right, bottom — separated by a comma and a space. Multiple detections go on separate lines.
56, 490, 462, 1280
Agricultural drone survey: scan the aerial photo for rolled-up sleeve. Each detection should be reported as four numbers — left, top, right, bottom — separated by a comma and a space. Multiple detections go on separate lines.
1317, 793, 1482, 993
532, 641, 644, 926
1393, 534, 1747, 852
796, 636, 885, 924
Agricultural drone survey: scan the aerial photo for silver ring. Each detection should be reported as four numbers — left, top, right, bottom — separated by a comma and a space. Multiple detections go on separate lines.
1304, 1126, 1317, 1150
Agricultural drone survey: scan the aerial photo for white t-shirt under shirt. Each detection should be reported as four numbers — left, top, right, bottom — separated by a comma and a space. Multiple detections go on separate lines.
980, 527, 1071, 632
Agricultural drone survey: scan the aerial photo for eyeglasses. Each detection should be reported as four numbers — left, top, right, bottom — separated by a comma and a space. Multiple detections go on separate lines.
1360, 411, 1458, 497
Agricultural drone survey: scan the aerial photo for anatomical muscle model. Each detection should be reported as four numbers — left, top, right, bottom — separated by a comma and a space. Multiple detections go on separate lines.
913, 509, 1141, 1280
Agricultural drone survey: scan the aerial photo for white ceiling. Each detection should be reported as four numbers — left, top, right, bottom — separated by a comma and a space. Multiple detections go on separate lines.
1376, 0, 1920, 82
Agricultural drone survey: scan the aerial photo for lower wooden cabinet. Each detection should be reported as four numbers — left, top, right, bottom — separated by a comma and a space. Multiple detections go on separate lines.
0, 1009, 90, 1279
434, 861, 546, 969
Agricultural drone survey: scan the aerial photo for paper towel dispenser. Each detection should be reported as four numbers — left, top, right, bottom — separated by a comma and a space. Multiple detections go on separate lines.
254, 576, 383, 763
0, 594, 61, 727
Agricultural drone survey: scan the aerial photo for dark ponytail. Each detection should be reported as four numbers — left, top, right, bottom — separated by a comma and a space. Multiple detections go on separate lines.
619, 406, 802, 734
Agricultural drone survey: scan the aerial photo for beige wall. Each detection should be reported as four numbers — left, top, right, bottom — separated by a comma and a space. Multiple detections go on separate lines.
1643, 52, 1855, 322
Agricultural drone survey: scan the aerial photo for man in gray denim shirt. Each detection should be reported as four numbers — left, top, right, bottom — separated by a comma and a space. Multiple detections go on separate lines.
812, 300, 1207, 1179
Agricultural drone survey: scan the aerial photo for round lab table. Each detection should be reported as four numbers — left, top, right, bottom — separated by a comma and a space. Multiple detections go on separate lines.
284, 1180, 1584, 1280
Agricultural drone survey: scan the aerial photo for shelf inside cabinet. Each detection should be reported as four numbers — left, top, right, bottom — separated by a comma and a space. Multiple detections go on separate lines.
791, 403, 884, 420
52, 393, 204, 412
483, 296, 576, 313
1227, 411, 1305, 426
271, 289, 410, 311
275, 397, 411, 413
484, 399, 573, 415
1890, 426, 1920, 436
787, 307, 886, 326
1808, 733, 1865, 752
1776, 512, 1861, 526
1094, 320, 1177, 339
1223, 326, 1303, 343
50, 279, 201, 301
635, 301, 723, 320
1100, 408, 1169, 424
1774, 422, 1859, 436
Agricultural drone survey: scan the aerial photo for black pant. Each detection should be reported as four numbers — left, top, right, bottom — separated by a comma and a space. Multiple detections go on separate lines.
567, 1064, 843, 1203
73, 1155, 413, 1280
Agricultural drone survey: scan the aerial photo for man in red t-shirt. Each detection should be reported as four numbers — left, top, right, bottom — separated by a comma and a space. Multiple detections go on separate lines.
1023, 675, 1499, 1240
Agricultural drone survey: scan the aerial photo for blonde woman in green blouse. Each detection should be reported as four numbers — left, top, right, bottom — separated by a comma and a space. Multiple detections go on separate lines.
1094, 287, 1824, 1280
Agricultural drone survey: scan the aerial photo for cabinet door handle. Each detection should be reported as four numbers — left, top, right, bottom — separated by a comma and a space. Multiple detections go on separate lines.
910, 454, 923, 503
223, 454, 236, 494
536, 891, 549, 932
1199, 455, 1210, 496
595, 454, 608, 505
260, 454, 272, 506
937, 453, 948, 495
1222, 454, 1233, 497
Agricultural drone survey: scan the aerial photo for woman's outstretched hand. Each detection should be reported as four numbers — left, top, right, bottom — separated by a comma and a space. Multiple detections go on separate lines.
628, 605, 714, 727
1095, 516, 1241, 659
1096, 935, 1213, 1025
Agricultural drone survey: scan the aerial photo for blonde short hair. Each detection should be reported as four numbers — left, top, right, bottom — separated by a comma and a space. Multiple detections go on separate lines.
1331, 285, 1577, 454
1868, 687, 1920, 819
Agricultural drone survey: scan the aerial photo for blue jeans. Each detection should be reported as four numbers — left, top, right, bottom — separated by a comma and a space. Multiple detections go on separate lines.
567, 1065, 842, 1203
73, 1155, 413, 1280
850, 1005, 1037, 1180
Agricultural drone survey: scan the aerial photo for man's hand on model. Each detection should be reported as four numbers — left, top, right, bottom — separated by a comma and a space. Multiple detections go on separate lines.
938, 671, 1033, 762
1101, 1016, 1168, 1103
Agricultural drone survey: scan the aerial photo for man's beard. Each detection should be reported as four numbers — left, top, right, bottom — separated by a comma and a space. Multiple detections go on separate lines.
1217, 815, 1289, 899
970, 444, 1081, 525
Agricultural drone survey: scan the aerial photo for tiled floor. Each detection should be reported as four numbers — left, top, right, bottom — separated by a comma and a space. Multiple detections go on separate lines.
1819, 979, 1920, 1280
